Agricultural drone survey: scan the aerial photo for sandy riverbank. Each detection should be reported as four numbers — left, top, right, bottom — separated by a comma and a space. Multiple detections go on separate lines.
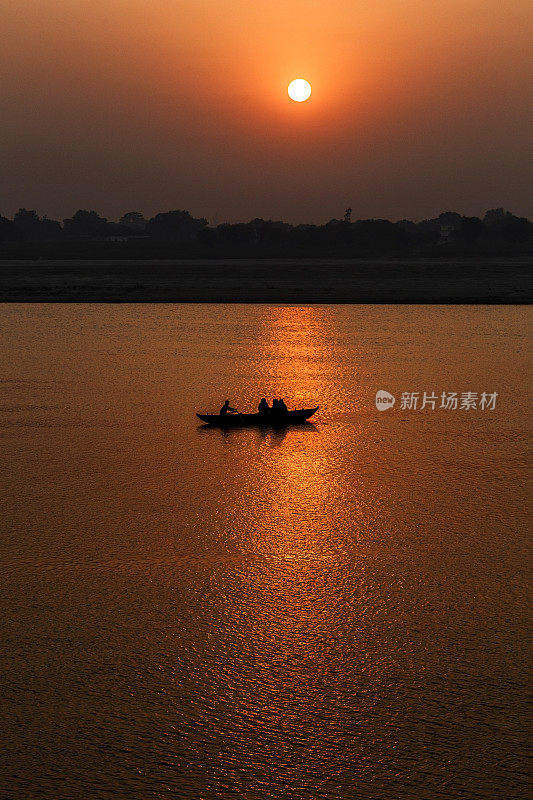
0, 258, 531, 302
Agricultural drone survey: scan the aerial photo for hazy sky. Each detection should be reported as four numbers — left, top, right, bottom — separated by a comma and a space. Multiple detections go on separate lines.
2, 0, 532, 223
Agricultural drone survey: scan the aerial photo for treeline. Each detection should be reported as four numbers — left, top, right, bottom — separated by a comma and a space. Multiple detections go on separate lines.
0, 207, 531, 258
0, 209, 207, 243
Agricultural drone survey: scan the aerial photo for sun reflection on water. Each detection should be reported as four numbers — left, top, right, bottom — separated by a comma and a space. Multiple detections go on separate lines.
215, 305, 380, 703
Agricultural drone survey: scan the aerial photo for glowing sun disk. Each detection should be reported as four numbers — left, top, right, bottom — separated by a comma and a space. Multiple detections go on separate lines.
288, 79, 312, 103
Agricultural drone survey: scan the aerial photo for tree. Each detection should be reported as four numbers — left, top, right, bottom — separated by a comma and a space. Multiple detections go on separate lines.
499, 215, 531, 243
460, 216, 485, 243
484, 209, 532, 243
483, 208, 508, 226
0, 215, 21, 242
14, 208, 40, 231
13, 209, 62, 241
63, 210, 109, 238
119, 212, 147, 233
146, 210, 207, 240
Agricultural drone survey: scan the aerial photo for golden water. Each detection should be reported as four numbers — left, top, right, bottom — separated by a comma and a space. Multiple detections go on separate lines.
0, 305, 530, 799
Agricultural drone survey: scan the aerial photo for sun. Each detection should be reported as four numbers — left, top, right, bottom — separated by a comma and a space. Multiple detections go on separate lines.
288, 79, 312, 103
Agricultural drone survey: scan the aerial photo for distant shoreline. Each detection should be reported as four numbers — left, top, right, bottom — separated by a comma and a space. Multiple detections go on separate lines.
0, 257, 531, 303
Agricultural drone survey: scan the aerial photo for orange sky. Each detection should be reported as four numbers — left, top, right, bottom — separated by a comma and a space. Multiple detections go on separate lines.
1, 0, 532, 223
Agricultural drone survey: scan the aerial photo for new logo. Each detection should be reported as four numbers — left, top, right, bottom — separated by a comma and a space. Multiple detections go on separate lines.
375, 390, 396, 411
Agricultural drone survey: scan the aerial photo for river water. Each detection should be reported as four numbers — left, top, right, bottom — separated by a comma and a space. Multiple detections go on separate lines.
0, 304, 530, 799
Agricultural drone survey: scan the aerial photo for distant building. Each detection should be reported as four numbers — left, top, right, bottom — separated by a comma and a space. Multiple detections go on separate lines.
439, 224, 457, 242
438, 213, 463, 243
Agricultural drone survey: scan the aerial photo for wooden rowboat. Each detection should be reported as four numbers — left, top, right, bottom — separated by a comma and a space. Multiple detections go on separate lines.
196, 407, 318, 427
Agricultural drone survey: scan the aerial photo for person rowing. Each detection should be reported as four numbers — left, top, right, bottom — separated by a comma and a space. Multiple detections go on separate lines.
220, 399, 238, 416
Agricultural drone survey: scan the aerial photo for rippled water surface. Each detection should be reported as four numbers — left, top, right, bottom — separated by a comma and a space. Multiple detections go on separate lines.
0, 304, 530, 799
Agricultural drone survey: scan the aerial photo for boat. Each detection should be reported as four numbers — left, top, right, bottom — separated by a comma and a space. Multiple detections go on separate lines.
196, 407, 319, 427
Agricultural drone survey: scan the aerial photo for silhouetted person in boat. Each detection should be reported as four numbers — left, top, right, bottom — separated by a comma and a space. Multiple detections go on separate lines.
258, 398, 270, 415
220, 399, 237, 416
272, 398, 288, 416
